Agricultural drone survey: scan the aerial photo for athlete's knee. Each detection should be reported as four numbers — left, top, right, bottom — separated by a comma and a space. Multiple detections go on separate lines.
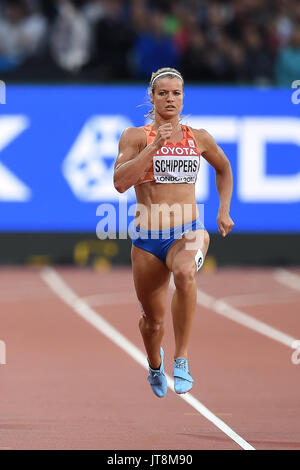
203, 230, 210, 251
173, 263, 196, 290
139, 315, 164, 334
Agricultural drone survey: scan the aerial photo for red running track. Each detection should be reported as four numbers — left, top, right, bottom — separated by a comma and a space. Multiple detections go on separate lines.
0, 265, 300, 450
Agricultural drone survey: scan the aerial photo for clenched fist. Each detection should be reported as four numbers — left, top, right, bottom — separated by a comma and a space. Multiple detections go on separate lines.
217, 209, 234, 237
152, 123, 173, 150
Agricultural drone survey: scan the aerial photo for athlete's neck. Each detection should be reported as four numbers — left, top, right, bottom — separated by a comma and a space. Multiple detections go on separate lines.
152, 117, 180, 130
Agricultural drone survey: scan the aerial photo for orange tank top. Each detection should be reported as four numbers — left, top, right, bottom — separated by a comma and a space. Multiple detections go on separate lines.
135, 124, 201, 186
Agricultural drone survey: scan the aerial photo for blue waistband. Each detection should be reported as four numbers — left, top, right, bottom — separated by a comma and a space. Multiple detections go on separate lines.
134, 217, 204, 240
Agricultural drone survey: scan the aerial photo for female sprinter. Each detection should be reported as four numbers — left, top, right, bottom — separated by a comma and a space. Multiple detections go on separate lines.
113, 67, 234, 398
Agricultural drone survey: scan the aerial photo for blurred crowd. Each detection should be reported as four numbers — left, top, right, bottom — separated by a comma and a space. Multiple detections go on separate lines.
0, 0, 300, 85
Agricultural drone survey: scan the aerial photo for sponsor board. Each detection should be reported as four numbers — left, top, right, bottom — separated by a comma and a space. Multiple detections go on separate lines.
0, 85, 299, 232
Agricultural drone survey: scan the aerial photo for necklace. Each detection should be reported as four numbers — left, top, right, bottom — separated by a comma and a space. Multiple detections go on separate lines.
169, 123, 182, 140
171, 123, 181, 133
153, 122, 181, 133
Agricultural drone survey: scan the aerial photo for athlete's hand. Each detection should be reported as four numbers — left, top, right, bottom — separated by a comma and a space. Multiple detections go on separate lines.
217, 209, 234, 237
151, 123, 173, 150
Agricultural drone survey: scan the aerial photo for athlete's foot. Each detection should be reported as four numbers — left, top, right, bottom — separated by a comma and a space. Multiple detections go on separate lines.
147, 347, 167, 398
173, 357, 194, 394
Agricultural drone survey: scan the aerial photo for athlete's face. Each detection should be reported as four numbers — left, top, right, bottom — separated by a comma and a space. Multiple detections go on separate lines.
151, 78, 184, 119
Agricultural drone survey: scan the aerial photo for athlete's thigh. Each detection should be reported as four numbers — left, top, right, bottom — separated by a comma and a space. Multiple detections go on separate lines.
165, 229, 208, 272
131, 245, 171, 319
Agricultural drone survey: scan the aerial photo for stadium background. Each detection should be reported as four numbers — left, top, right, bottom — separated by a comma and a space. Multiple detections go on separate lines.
0, 0, 299, 268
1, 0, 300, 453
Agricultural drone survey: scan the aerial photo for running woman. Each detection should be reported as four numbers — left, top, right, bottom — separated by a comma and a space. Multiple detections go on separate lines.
113, 67, 234, 397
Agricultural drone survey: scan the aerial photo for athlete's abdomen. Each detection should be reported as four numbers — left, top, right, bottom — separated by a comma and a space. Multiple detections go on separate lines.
134, 182, 199, 230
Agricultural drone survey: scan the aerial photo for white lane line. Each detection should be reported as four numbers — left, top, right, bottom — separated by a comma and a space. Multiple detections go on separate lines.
40, 266, 255, 451
0, 282, 51, 303
170, 278, 297, 350
213, 299, 297, 348
220, 291, 300, 308
81, 292, 136, 307
274, 269, 300, 293
0, 289, 51, 303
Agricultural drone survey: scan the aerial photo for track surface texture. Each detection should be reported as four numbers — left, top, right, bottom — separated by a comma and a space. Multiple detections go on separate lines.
0, 265, 300, 450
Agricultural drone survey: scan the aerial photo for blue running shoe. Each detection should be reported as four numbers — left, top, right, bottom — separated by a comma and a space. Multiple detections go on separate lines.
147, 347, 167, 398
173, 357, 194, 394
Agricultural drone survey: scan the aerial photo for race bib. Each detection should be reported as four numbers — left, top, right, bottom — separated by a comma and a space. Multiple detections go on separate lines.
153, 154, 200, 184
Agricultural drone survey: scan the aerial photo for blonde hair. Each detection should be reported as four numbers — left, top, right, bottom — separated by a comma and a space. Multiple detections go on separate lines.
146, 67, 184, 121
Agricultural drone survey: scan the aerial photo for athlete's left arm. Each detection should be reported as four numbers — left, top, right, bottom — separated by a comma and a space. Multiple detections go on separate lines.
195, 128, 234, 237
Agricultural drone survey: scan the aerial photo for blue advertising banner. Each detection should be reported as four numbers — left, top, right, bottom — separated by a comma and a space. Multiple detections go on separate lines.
0, 84, 299, 232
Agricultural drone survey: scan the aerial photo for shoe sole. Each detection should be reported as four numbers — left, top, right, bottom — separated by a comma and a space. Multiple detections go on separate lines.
174, 382, 193, 394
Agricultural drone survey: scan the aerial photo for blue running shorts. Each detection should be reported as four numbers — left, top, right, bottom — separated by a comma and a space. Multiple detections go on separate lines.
131, 217, 204, 263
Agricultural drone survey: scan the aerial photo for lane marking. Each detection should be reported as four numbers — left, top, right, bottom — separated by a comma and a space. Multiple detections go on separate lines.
274, 269, 300, 293
170, 278, 297, 349
0, 277, 52, 303
220, 290, 300, 308
40, 267, 255, 451
0, 288, 51, 303
81, 291, 136, 307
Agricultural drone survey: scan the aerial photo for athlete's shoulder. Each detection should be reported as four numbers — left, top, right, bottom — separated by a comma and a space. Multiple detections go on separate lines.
189, 127, 213, 140
120, 126, 146, 139
119, 126, 147, 148
189, 127, 216, 149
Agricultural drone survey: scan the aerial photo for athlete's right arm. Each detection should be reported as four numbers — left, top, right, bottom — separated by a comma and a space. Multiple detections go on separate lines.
113, 124, 172, 193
